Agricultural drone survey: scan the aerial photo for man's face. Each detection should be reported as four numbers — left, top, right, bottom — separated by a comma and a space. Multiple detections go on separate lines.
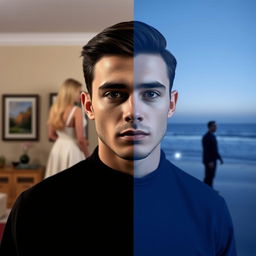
84, 54, 177, 161
210, 123, 217, 133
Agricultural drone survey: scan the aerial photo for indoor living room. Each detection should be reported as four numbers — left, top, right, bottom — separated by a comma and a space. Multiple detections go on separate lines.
0, 0, 132, 242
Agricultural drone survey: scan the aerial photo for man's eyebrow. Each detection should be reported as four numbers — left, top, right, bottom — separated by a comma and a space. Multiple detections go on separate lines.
135, 82, 166, 90
98, 82, 167, 90
98, 82, 128, 90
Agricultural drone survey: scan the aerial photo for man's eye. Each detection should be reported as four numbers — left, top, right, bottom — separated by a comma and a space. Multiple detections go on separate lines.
142, 91, 160, 99
104, 91, 124, 99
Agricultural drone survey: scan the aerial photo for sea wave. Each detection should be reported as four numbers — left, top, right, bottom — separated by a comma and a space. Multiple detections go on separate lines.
162, 146, 256, 163
164, 123, 256, 162
165, 133, 256, 141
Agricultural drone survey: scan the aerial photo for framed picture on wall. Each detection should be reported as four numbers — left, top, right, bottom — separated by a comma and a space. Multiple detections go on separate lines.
2, 94, 39, 141
49, 93, 58, 107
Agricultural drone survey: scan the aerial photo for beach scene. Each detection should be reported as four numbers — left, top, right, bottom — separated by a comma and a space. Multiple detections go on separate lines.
136, 0, 256, 254
162, 123, 256, 256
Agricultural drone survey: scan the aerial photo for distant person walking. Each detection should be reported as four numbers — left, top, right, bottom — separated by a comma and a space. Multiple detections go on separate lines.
202, 121, 223, 187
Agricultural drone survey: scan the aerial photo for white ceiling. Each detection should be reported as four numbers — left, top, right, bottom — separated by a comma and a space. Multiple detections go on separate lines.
0, 0, 133, 33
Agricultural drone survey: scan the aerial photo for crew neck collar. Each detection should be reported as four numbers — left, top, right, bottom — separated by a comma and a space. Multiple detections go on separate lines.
89, 146, 167, 185
89, 147, 132, 178
133, 150, 166, 186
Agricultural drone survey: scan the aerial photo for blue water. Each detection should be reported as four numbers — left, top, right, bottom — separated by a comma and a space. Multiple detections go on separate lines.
162, 123, 256, 163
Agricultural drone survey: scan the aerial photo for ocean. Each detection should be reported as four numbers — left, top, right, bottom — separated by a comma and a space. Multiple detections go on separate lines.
162, 123, 256, 256
161, 123, 256, 163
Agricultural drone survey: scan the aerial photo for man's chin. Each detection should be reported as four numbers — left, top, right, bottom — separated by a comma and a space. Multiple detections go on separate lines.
118, 150, 151, 161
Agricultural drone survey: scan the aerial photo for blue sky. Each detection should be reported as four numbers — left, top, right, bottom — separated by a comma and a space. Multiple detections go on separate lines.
135, 0, 256, 123
10, 102, 31, 118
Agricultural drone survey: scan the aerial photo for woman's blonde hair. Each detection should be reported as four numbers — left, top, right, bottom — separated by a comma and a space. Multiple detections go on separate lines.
48, 78, 82, 130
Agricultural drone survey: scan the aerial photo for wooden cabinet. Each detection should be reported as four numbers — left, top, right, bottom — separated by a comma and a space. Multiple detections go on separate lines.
0, 166, 45, 208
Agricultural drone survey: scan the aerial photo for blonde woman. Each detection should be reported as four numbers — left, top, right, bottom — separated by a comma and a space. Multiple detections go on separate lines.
45, 78, 89, 178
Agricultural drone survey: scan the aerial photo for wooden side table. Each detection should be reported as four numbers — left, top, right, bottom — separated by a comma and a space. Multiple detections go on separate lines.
0, 166, 45, 208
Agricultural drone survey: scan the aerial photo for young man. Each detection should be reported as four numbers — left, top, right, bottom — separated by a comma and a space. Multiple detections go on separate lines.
0, 21, 236, 255
202, 120, 224, 187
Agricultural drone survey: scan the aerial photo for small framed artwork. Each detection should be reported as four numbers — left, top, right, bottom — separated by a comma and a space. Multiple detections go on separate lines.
2, 94, 39, 141
49, 93, 58, 107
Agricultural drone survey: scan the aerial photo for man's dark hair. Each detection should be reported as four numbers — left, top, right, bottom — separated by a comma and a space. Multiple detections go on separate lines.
208, 121, 216, 128
81, 21, 177, 96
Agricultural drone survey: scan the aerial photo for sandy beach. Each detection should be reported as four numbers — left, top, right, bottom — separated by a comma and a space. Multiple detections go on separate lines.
170, 157, 256, 256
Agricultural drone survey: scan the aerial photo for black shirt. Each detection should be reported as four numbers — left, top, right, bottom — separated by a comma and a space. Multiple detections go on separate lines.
0, 147, 235, 255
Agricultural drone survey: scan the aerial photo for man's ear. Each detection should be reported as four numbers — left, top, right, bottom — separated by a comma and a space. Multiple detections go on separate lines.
81, 91, 95, 120
168, 90, 178, 118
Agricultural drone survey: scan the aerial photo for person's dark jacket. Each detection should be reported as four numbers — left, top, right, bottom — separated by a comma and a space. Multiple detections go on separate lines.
202, 132, 222, 164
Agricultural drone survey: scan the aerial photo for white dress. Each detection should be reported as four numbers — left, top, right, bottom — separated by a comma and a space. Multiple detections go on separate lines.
45, 106, 86, 178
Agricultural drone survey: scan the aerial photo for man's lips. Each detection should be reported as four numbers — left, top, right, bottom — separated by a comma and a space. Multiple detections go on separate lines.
118, 130, 150, 141
119, 129, 150, 137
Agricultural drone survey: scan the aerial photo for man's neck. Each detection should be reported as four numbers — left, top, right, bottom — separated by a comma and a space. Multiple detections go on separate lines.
134, 147, 161, 178
98, 143, 161, 178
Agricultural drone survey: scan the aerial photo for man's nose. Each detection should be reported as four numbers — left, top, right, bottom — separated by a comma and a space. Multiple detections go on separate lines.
123, 95, 143, 122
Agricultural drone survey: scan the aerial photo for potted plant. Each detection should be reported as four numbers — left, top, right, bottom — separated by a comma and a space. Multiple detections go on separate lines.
20, 142, 33, 164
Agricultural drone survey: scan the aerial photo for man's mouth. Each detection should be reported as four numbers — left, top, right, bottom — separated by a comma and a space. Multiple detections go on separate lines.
118, 130, 150, 141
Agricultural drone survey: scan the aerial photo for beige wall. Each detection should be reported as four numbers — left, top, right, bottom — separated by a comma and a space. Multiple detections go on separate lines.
0, 45, 97, 167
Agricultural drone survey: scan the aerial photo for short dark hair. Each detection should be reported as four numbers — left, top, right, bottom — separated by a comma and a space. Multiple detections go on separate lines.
81, 21, 177, 96
208, 121, 216, 128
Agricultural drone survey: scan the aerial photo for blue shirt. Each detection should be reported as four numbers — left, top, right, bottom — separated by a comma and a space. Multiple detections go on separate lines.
134, 151, 236, 255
